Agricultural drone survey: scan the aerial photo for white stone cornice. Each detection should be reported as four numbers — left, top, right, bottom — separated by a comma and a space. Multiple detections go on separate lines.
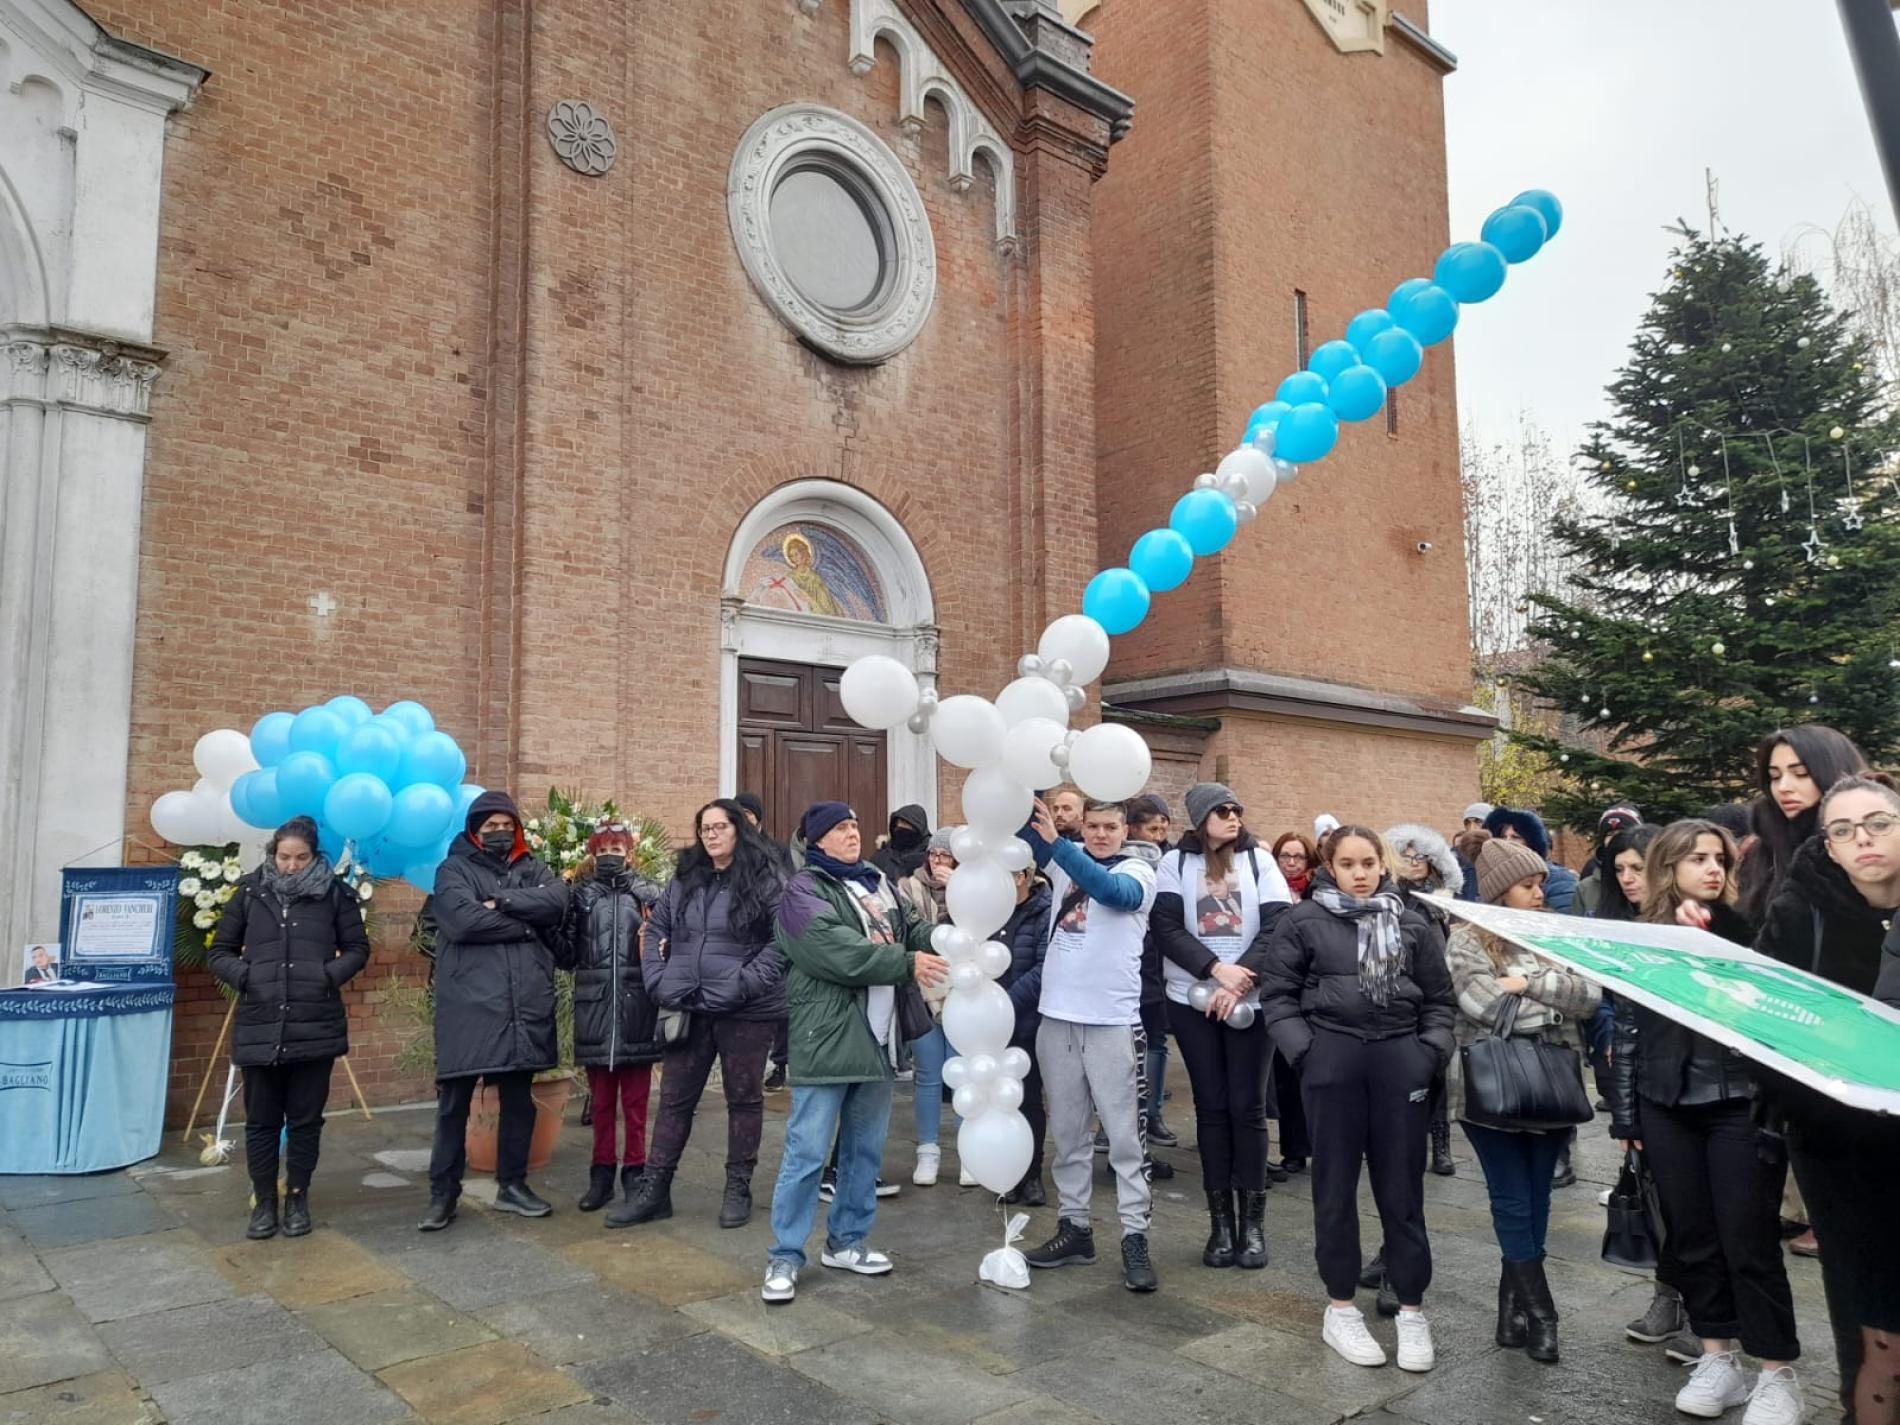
0, 327, 161, 418
0, 0, 206, 118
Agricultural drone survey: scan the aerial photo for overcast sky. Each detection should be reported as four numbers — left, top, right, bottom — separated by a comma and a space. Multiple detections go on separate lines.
1434, 0, 1897, 461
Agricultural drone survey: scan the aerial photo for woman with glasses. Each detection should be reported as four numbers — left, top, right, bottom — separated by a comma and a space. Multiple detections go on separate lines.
1756, 775, 1900, 1425
1153, 783, 1293, 1270
1273, 832, 1318, 900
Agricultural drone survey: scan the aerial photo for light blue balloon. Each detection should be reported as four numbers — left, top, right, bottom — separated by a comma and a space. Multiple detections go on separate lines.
229, 770, 260, 828
336, 722, 404, 782
323, 772, 394, 840
1129, 528, 1195, 594
288, 706, 347, 760
1344, 308, 1395, 351
381, 700, 436, 737
1275, 402, 1340, 464
1391, 283, 1459, 346
1481, 204, 1548, 263
455, 783, 486, 818
1328, 365, 1388, 423
1083, 567, 1151, 637
324, 695, 374, 729
1277, 370, 1329, 407
1364, 327, 1425, 387
317, 824, 346, 864
1434, 241, 1507, 304
1389, 276, 1433, 312
249, 711, 295, 770
398, 731, 467, 791
403, 862, 441, 895
363, 713, 414, 749
240, 768, 287, 829
360, 835, 408, 879
1170, 489, 1239, 557
276, 751, 338, 818
387, 782, 455, 849
1243, 399, 1291, 445
1307, 339, 1360, 387
1511, 188, 1563, 240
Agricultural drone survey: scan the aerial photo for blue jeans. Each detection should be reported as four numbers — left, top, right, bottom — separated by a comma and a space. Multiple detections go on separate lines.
769, 1072, 894, 1268
1461, 1121, 1568, 1262
911, 1024, 957, 1146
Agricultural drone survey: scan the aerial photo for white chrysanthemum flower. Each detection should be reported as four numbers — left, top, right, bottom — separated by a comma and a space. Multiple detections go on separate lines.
528, 818, 542, 831
217, 885, 236, 903
179, 877, 202, 896
222, 860, 242, 878
194, 891, 216, 910
181, 851, 203, 869
358, 882, 375, 901
193, 910, 215, 929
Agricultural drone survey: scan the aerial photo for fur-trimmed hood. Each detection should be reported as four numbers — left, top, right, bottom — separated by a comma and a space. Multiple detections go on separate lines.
1483, 806, 1552, 861
1384, 823, 1462, 891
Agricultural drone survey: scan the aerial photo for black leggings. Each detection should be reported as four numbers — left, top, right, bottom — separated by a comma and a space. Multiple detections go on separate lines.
243, 1057, 334, 1192
1271, 1049, 1310, 1160
1168, 1000, 1270, 1194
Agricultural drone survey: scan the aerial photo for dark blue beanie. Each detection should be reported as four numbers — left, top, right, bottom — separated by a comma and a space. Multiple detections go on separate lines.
799, 800, 856, 846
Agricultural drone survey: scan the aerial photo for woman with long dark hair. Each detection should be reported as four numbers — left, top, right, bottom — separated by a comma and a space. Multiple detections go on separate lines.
1738, 725, 1868, 925
1593, 824, 1659, 922
620, 798, 788, 1229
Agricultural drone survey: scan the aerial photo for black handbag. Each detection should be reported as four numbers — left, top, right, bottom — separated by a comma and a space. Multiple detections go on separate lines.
1459, 994, 1596, 1132
1602, 1148, 1660, 1270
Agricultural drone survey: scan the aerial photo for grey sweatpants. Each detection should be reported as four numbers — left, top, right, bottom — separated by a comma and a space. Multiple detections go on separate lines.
1038, 1018, 1151, 1235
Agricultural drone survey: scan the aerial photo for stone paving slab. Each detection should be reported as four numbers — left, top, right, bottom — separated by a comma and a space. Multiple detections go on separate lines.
302, 1288, 499, 1372
0, 1368, 162, 1424
377, 1340, 591, 1425
1020, 1340, 1342, 1425
97, 1291, 324, 1385
972, 1398, 1110, 1425
563, 1233, 750, 1307
1178, 1320, 1418, 1417
575, 1330, 881, 1425
42, 1230, 233, 1324
401, 1230, 593, 1312
0, 1225, 54, 1304
146, 1344, 411, 1425
0, 1174, 142, 1212
787, 1328, 1044, 1424
681, 1285, 874, 1358
483, 1283, 705, 1366
215, 1227, 410, 1308
6, 1191, 179, 1252
0, 1291, 115, 1395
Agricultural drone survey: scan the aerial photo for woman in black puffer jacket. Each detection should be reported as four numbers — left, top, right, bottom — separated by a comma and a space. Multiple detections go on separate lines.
559, 823, 667, 1215
999, 866, 1052, 1206
207, 815, 370, 1241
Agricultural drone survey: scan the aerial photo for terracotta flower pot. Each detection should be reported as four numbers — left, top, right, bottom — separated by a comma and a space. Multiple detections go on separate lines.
463, 1075, 575, 1174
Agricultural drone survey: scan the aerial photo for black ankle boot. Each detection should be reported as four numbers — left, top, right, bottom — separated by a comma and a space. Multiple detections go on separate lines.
1505, 1257, 1560, 1363
606, 1168, 672, 1228
281, 1188, 311, 1237
1358, 1251, 1385, 1289
1202, 1191, 1237, 1268
578, 1164, 617, 1212
718, 1173, 752, 1229
1429, 1120, 1456, 1176
1376, 1273, 1400, 1318
1236, 1189, 1269, 1269
1550, 1139, 1576, 1189
1495, 1261, 1528, 1347
247, 1187, 279, 1240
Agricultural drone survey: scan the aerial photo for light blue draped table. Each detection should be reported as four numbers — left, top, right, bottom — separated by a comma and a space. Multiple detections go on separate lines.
0, 983, 175, 1173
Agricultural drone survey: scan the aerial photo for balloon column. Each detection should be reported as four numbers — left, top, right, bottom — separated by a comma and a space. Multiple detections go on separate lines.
838, 191, 1565, 1214
150, 697, 481, 895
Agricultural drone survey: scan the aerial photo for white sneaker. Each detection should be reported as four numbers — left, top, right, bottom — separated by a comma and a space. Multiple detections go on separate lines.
1676, 1351, 1751, 1418
1322, 1306, 1387, 1367
761, 1259, 798, 1304
820, 1243, 894, 1276
1743, 1366, 1806, 1425
912, 1144, 941, 1186
959, 1162, 978, 1187
1394, 1309, 1435, 1373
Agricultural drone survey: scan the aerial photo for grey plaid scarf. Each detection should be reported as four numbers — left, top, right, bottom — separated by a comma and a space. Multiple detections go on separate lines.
263, 854, 335, 904
1308, 875, 1407, 1008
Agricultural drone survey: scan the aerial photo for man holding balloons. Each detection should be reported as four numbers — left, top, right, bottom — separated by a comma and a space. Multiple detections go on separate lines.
1021, 795, 1162, 1293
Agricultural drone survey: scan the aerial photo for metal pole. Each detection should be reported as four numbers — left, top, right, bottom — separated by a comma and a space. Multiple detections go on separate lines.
1837, 0, 1900, 225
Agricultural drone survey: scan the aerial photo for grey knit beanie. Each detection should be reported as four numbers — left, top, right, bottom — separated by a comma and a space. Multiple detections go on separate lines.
1184, 782, 1239, 830
928, 827, 956, 855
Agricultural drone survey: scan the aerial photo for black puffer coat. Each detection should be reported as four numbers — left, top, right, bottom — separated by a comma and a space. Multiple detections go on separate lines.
430, 795, 568, 1080
1000, 881, 1053, 1047
641, 870, 786, 1021
1257, 878, 1457, 1069
207, 870, 370, 1067
559, 871, 666, 1068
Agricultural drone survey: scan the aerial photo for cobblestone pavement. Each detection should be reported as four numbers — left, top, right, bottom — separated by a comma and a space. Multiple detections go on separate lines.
0, 1066, 1841, 1424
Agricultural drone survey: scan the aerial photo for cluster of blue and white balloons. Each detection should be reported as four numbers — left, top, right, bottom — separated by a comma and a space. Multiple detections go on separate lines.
150, 698, 481, 893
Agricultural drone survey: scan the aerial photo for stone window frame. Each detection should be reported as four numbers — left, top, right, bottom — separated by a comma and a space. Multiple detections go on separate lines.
728, 102, 937, 366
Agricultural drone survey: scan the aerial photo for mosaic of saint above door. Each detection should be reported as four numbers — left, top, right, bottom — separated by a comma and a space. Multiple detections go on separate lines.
741, 522, 888, 622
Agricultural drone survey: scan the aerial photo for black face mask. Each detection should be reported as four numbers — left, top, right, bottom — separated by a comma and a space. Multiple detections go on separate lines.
595, 854, 627, 879
480, 830, 515, 858
890, 824, 925, 852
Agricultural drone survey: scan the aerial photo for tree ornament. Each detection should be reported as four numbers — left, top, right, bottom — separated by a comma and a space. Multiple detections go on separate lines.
1600, 460, 1613, 472
1641, 650, 1654, 663
1559, 753, 1570, 763
1742, 559, 1754, 570
1721, 342, 1732, 353
1826, 552, 1841, 569
1809, 693, 1820, 704
1688, 464, 1700, 478
1599, 706, 1612, 719
1765, 596, 1776, 607
1711, 641, 1726, 657
1797, 337, 1811, 350
1830, 426, 1845, 441
1625, 479, 1638, 492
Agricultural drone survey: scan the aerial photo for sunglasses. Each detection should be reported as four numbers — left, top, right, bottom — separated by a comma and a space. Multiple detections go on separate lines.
1209, 804, 1243, 819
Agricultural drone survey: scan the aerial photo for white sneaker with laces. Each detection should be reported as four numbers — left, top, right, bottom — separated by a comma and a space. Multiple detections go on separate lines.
1742, 1366, 1806, 1425
912, 1144, 941, 1186
820, 1243, 894, 1276
959, 1162, 978, 1187
1322, 1306, 1387, 1367
1676, 1351, 1751, 1419
761, 1260, 798, 1304
1394, 1309, 1435, 1372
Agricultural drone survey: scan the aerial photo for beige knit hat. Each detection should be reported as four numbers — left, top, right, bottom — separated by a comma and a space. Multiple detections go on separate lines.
1477, 837, 1548, 905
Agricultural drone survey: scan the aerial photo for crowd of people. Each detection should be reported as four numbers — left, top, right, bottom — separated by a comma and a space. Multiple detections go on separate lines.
206, 723, 1900, 1425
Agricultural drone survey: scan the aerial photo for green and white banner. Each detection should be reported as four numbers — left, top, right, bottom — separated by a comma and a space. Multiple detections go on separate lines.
1435, 897, 1900, 1117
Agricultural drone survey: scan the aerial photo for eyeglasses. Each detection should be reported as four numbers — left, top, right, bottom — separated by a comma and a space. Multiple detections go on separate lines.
1210, 804, 1242, 819
1276, 850, 1307, 863
1397, 849, 1427, 863
1823, 812, 1900, 843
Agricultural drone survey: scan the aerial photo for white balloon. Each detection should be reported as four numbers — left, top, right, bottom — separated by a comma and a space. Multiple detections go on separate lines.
988, 1076, 1024, 1112
194, 729, 258, 790
948, 825, 987, 863
1274, 459, 1300, 485
1002, 717, 1066, 790
1250, 425, 1277, 457
993, 837, 1034, 874
933, 924, 978, 961
1225, 1000, 1257, 1030
1187, 980, 1215, 1013
957, 1108, 1035, 1195
942, 980, 1015, 1057
840, 655, 920, 731
1067, 723, 1153, 802
215, 791, 250, 845
965, 1053, 999, 1084
961, 767, 1032, 838
151, 789, 223, 846
945, 860, 1016, 938
1216, 444, 1276, 506
950, 961, 985, 993
931, 695, 1008, 770
1037, 615, 1111, 687
995, 676, 1070, 729
999, 1046, 1032, 1080
952, 1083, 991, 1120
976, 939, 1012, 979
942, 1055, 970, 1090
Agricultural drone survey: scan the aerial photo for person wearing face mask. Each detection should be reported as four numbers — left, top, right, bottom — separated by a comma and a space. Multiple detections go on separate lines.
870, 804, 932, 885
207, 815, 371, 1239
558, 824, 665, 1216
419, 790, 568, 1231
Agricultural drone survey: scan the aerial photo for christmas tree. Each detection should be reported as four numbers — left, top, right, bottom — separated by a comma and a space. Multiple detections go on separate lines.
1512, 232, 1900, 826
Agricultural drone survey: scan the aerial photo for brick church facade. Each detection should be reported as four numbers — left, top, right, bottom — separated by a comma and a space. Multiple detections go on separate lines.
0, 0, 1483, 1116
